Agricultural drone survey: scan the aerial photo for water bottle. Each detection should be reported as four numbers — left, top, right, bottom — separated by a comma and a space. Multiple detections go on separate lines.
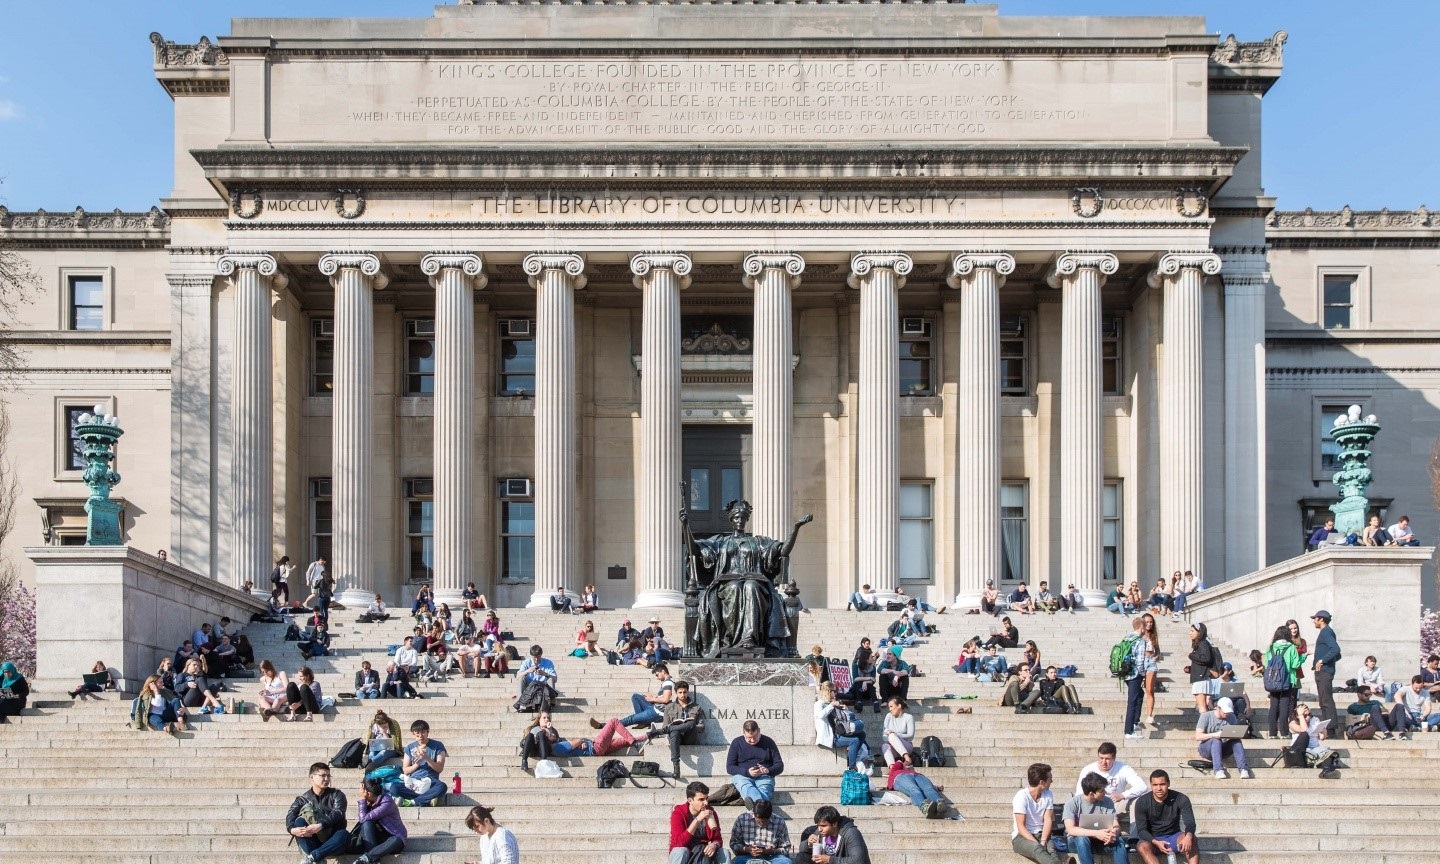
1166, 851, 1178, 864
452, 772, 462, 795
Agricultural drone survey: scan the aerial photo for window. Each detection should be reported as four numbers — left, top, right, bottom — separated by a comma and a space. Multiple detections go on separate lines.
499, 319, 536, 396
311, 319, 334, 395
405, 319, 436, 396
1000, 482, 1028, 583
898, 318, 933, 395
1323, 275, 1354, 330
405, 478, 434, 582
1000, 317, 1027, 395
500, 485, 535, 583
898, 483, 933, 582
56, 398, 114, 478
1103, 482, 1122, 583
63, 405, 90, 471
1319, 400, 1368, 474
309, 478, 332, 565
68, 276, 105, 331
1102, 316, 1123, 395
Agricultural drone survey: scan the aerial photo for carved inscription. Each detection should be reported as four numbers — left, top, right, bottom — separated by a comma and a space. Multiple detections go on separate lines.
271, 56, 1183, 145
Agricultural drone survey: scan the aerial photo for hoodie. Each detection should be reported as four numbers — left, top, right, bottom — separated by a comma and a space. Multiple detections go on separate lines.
796, 817, 871, 864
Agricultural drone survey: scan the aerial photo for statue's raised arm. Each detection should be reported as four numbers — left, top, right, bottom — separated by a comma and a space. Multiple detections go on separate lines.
780, 513, 814, 558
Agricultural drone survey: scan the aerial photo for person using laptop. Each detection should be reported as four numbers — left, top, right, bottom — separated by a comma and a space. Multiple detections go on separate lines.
1193, 697, 1252, 779
1063, 772, 1127, 864
1307, 518, 1339, 550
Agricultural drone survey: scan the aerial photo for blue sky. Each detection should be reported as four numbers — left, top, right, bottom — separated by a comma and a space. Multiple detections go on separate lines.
0, 1, 1434, 211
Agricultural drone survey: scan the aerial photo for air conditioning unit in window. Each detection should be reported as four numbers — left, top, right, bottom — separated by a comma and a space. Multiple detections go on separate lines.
411, 319, 435, 337
504, 319, 533, 338
315, 319, 335, 337
500, 478, 533, 498
901, 317, 929, 336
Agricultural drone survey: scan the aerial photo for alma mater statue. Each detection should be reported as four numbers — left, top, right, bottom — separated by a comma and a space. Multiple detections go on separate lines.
681, 499, 812, 658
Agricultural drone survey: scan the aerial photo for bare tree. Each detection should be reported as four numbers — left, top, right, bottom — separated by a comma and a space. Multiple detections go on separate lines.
0, 182, 37, 376
0, 182, 39, 672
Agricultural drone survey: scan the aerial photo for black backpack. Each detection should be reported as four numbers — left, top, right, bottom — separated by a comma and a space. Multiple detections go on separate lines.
917, 735, 945, 768
596, 758, 630, 788
330, 738, 364, 769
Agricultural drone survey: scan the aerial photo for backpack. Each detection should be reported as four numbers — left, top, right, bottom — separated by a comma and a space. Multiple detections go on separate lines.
1263, 648, 1291, 694
505, 645, 521, 661
596, 758, 630, 789
917, 735, 945, 768
840, 769, 871, 805
1109, 635, 1139, 679
330, 738, 364, 769
284, 623, 303, 642
829, 708, 860, 738
365, 765, 401, 784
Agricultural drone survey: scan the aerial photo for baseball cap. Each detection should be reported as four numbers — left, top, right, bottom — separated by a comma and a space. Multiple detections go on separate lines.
1216, 697, 1235, 714
648, 617, 661, 623
622, 619, 631, 625
1222, 662, 1233, 671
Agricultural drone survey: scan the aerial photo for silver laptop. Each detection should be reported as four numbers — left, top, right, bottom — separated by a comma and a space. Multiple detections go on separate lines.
1319, 531, 1346, 546
1077, 812, 1116, 832
1217, 682, 1245, 698
1218, 724, 1249, 739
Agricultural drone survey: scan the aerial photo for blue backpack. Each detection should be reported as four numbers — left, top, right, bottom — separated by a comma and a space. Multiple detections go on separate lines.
840, 770, 871, 806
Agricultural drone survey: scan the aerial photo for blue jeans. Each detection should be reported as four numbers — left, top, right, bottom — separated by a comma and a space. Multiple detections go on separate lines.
354, 819, 405, 859
367, 740, 398, 765
955, 658, 978, 674
1197, 738, 1249, 771
848, 592, 878, 611
1172, 591, 1188, 613
833, 732, 870, 770
1106, 602, 1126, 614
288, 818, 352, 862
619, 693, 664, 728
735, 855, 792, 864
1124, 675, 1144, 734
1070, 834, 1128, 864
892, 772, 941, 811
387, 774, 445, 806
730, 773, 775, 802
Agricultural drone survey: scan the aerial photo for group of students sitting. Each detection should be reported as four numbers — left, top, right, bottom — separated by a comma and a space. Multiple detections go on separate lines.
1105, 571, 1201, 622
952, 628, 1084, 714
1308, 514, 1421, 550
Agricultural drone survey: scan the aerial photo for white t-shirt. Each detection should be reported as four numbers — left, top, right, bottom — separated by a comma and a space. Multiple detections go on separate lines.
480, 825, 520, 864
1012, 787, 1053, 839
1074, 760, 1146, 801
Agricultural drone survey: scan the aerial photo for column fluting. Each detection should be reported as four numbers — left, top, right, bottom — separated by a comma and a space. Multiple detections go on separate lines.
743, 252, 804, 540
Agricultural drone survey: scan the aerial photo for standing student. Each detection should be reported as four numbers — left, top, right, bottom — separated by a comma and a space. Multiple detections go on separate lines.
271, 555, 292, 603
1121, 618, 1147, 740
1311, 610, 1342, 734
301, 556, 327, 608
1264, 625, 1302, 739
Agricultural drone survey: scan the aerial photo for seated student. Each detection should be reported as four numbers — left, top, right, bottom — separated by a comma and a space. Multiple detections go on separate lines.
1058, 583, 1082, 613
393, 637, 420, 679
1284, 705, 1333, 765
609, 636, 647, 666
1361, 514, 1395, 546
68, 660, 116, 698
881, 697, 916, 766
1018, 666, 1083, 714
614, 663, 676, 728
234, 633, 256, 668
894, 586, 943, 615
1390, 515, 1420, 546
795, 805, 870, 864
615, 619, 641, 650
1035, 582, 1061, 614
352, 776, 407, 863
875, 648, 912, 703
983, 617, 1021, 650
579, 584, 600, 613
1125, 581, 1144, 614
726, 720, 785, 806
1146, 577, 1174, 614
1010, 762, 1059, 864
550, 714, 646, 758
410, 584, 436, 618
357, 594, 389, 624
1133, 770, 1199, 864
1346, 685, 1414, 739
382, 662, 418, 700
1018, 641, 1042, 677
347, 660, 378, 699
903, 598, 928, 633
979, 579, 1004, 616
518, 710, 560, 772
1008, 583, 1036, 615
386, 719, 449, 808
286, 762, 351, 864
1307, 518, 1338, 550
805, 645, 828, 684
642, 616, 668, 645
421, 629, 451, 682
1350, 654, 1393, 701
1421, 655, 1440, 699
1000, 666, 1036, 707
516, 645, 559, 711
480, 609, 502, 639
1065, 772, 1128, 864
730, 799, 793, 864
814, 682, 872, 773
1104, 585, 1129, 616
434, 603, 454, 635
133, 674, 189, 733
847, 583, 881, 612
549, 584, 574, 614
848, 646, 880, 710
885, 611, 920, 648
575, 620, 600, 657
1213, 663, 1252, 722
479, 632, 509, 677
649, 680, 706, 778
175, 657, 225, 714
977, 644, 1011, 683
173, 639, 202, 674
954, 637, 982, 675
453, 635, 482, 677
299, 620, 332, 660
1171, 571, 1200, 620
1193, 697, 1252, 779
1074, 742, 1148, 811
285, 666, 325, 720
365, 708, 403, 768
1397, 675, 1440, 732
887, 752, 947, 818
461, 582, 488, 611
668, 782, 727, 864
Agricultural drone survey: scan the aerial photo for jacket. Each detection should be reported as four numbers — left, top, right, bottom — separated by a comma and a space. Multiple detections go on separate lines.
1188, 637, 1221, 683
796, 817, 871, 864
354, 668, 380, 693
357, 792, 407, 842
1265, 640, 1302, 688
814, 700, 837, 748
284, 786, 348, 835
1312, 625, 1341, 670
660, 699, 705, 742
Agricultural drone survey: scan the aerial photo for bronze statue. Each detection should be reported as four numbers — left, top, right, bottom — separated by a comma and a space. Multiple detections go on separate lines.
681, 499, 812, 658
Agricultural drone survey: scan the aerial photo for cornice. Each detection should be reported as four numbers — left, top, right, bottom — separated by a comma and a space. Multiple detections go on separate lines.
0, 206, 169, 237
7, 332, 172, 347
150, 33, 231, 99
226, 218, 1210, 232
1207, 30, 1285, 95
150, 33, 228, 68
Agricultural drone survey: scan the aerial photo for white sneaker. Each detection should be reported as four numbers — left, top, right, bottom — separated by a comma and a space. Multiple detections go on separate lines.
1144, 716, 1156, 725
1213, 769, 1228, 779
1171, 614, 1181, 623
1124, 732, 1145, 740
1423, 722, 1431, 733
1239, 769, 1254, 780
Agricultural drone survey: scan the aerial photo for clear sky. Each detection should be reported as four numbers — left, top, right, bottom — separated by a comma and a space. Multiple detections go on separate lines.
0, 1, 1434, 212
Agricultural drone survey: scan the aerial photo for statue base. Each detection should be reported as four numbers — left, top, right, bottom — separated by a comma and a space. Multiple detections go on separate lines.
1330, 496, 1369, 537
678, 659, 809, 687
84, 498, 124, 546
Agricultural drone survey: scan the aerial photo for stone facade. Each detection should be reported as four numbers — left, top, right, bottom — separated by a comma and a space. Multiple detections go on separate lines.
1, 6, 1434, 608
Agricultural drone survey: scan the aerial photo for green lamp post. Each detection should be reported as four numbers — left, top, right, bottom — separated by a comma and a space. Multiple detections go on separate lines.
1328, 404, 1380, 537
76, 405, 125, 545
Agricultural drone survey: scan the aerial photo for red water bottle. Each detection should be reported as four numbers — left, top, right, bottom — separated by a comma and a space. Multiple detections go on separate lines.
452, 772, 462, 795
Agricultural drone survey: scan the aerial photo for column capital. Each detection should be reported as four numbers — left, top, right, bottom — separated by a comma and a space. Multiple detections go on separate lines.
847, 252, 913, 290
421, 252, 487, 290
742, 252, 805, 290
318, 252, 389, 290
1147, 250, 1223, 288
1045, 251, 1119, 289
946, 251, 1016, 289
630, 252, 692, 290
217, 253, 288, 290
523, 252, 587, 290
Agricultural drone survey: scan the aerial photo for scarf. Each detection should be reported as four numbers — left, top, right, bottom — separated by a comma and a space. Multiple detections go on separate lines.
0, 661, 20, 690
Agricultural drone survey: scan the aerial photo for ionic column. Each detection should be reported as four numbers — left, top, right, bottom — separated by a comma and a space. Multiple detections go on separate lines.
217, 253, 286, 591
421, 253, 486, 608
848, 252, 912, 593
523, 253, 586, 608
743, 252, 804, 540
1046, 251, 1119, 605
318, 253, 388, 607
1221, 254, 1269, 579
1149, 251, 1222, 586
947, 252, 1015, 608
631, 252, 691, 609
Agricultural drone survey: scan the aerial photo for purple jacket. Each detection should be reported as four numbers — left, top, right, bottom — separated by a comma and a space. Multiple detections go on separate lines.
358, 793, 408, 842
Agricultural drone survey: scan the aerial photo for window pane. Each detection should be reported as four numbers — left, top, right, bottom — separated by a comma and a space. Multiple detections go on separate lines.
900, 360, 930, 395
1102, 484, 1118, 518
1320, 404, 1351, 470
899, 484, 931, 518
898, 520, 932, 581
506, 501, 535, 534
502, 339, 536, 375
1323, 276, 1353, 306
504, 536, 535, 582
66, 407, 88, 470
313, 500, 332, 535
689, 469, 711, 511
71, 278, 103, 306
408, 500, 434, 534
1323, 306, 1350, 329
71, 306, 104, 331
720, 468, 743, 510
502, 374, 535, 394
409, 535, 435, 582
